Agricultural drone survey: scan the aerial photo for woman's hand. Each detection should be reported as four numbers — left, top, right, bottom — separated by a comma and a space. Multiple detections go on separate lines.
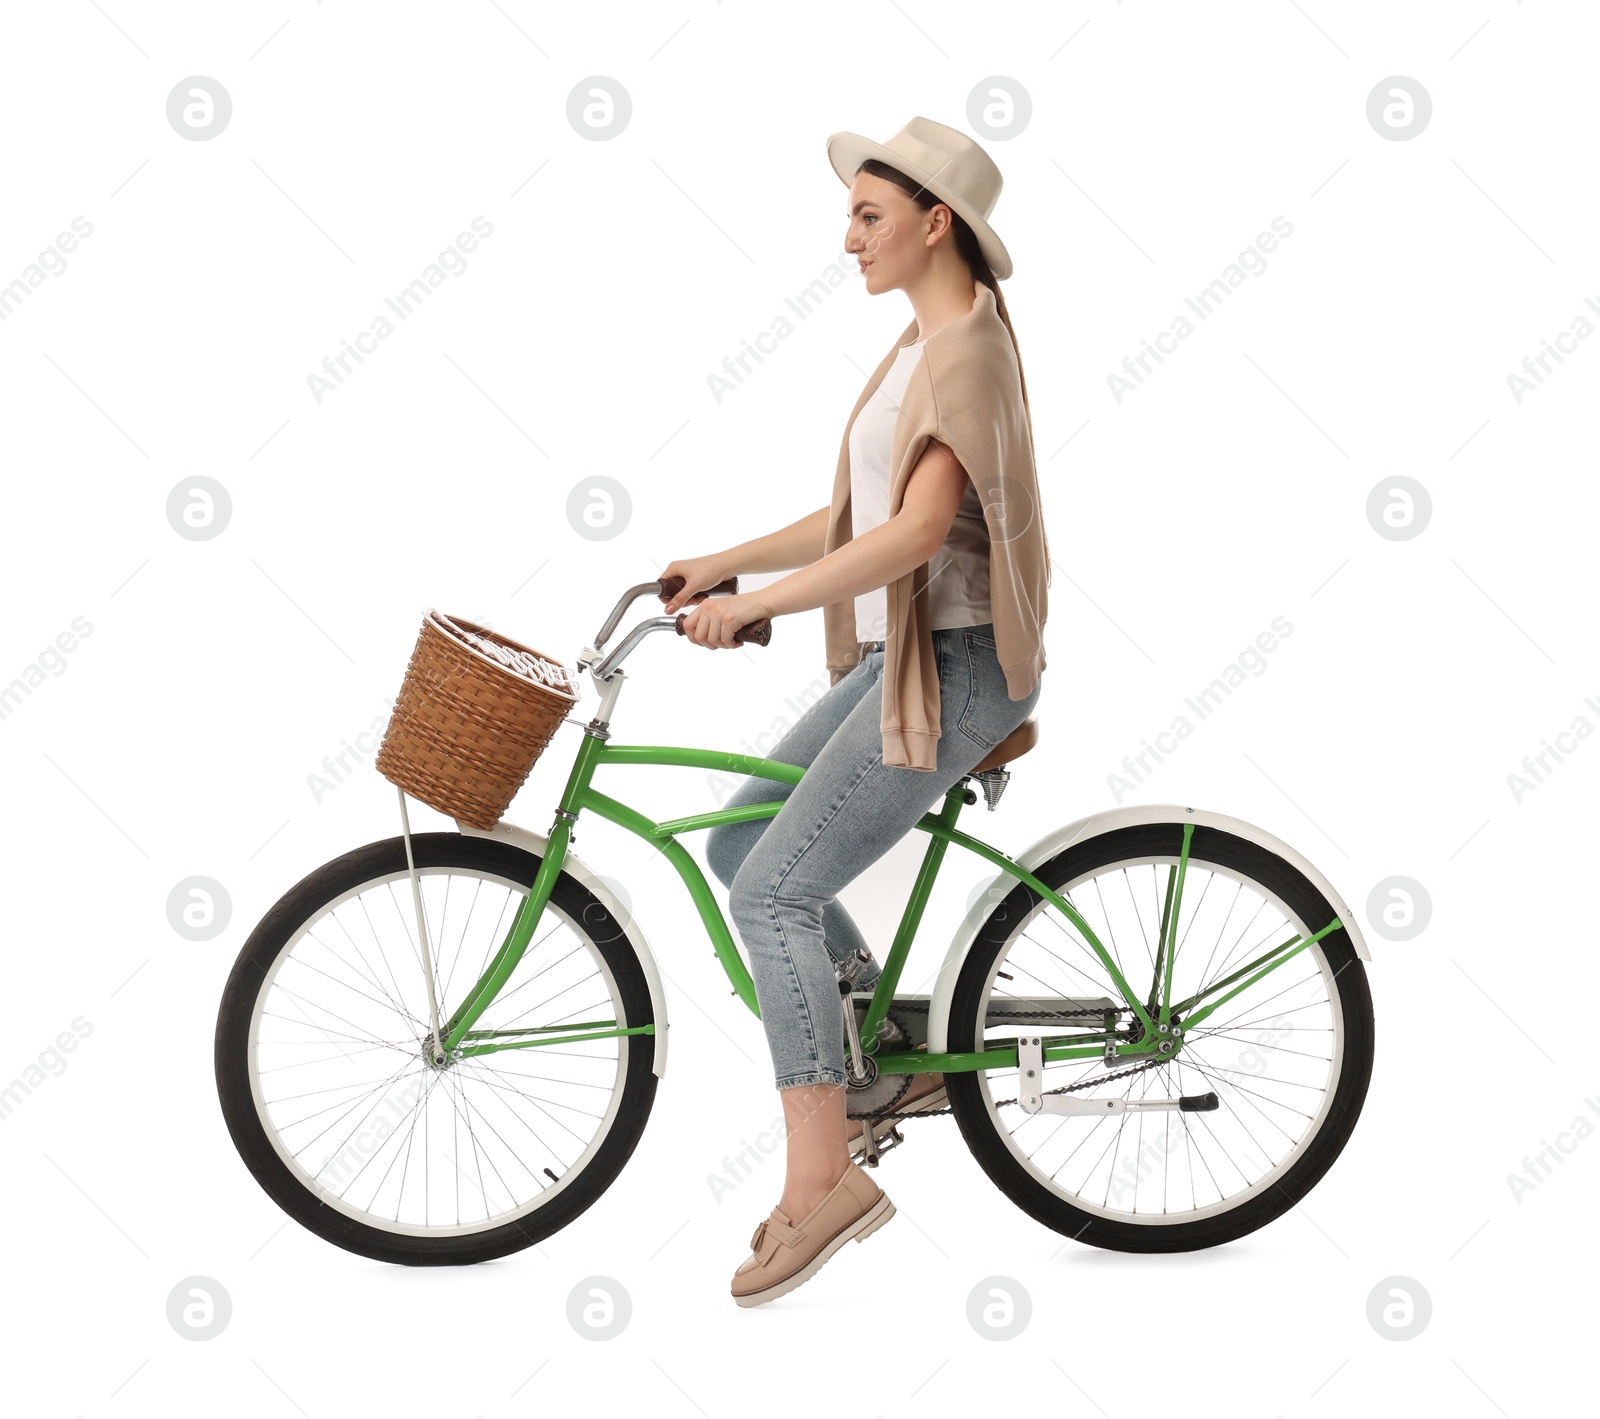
659, 556, 731, 614
679, 593, 774, 649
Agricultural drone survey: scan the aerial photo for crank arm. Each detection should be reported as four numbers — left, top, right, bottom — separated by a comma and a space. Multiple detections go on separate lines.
838, 949, 875, 1087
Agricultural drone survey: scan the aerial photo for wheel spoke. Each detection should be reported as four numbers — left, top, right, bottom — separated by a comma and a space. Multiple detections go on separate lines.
956, 838, 1364, 1239
231, 855, 645, 1244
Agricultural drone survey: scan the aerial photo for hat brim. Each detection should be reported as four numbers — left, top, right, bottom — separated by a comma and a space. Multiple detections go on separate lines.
826, 129, 1013, 281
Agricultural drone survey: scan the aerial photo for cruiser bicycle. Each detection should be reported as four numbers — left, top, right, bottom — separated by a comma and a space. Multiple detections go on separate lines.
214, 577, 1375, 1265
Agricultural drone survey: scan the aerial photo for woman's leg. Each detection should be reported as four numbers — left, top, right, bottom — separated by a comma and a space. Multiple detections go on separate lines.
729, 624, 1040, 1219
705, 652, 886, 991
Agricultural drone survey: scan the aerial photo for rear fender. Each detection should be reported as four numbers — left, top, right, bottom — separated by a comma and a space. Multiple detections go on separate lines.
927, 803, 1371, 1053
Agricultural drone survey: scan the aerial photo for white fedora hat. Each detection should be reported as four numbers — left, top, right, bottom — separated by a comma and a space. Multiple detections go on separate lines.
826, 116, 1013, 280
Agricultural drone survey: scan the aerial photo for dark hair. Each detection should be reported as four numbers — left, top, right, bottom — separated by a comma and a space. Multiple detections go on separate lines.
858, 158, 1052, 587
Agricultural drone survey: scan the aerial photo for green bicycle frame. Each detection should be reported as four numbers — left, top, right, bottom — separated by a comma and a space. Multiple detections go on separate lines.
435, 739, 1343, 1079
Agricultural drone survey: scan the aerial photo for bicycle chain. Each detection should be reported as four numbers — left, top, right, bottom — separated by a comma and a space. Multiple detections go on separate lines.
849, 1005, 1173, 1121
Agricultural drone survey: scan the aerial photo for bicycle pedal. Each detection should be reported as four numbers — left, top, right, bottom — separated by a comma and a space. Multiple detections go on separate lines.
855, 1120, 905, 1167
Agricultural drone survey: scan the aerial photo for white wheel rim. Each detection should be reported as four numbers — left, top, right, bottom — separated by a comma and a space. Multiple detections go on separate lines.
246, 866, 632, 1238
972, 852, 1347, 1227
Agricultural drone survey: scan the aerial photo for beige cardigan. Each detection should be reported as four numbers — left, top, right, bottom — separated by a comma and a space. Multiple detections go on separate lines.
822, 281, 1049, 771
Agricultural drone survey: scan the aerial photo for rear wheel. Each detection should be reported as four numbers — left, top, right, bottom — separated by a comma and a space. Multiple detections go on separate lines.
215, 833, 658, 1265
947, 822, 1373, 1252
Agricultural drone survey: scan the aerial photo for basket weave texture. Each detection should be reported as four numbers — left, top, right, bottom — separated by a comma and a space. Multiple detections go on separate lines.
375, 610, 579, 829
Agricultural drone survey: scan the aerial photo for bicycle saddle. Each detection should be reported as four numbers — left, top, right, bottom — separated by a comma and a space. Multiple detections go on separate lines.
971, 716, 1037, 774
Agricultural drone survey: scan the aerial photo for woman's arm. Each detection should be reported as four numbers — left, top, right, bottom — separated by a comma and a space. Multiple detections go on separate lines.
677, 439, 970, 647
661, 504, 829, 614
753, 440, 970, 620
719, 503, 831, 575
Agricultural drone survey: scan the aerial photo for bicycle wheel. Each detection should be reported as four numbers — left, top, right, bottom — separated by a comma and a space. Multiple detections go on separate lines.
215, 832, 658, 1265
947, 821, 1373, 1252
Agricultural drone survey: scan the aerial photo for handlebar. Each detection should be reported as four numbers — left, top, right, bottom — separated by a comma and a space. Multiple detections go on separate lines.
657, 575, 772, 648
583, 576, 773, 681
657, 573, 738, 601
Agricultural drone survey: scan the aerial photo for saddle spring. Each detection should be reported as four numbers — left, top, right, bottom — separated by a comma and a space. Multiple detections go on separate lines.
969, 766, 1010, 811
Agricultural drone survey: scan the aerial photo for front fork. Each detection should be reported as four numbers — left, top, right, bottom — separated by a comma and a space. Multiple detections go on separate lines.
437, 716, 617, 1057
437, 812, 575, 1056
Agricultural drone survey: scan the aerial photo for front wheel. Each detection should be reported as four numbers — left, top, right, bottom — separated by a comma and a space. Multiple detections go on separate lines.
214, 832, 659, 1265
947, 821, 1373, 1252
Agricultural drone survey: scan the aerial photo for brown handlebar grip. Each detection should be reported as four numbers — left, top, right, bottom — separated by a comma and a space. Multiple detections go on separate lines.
672, 613, 772, 647
658, 573, 739, 603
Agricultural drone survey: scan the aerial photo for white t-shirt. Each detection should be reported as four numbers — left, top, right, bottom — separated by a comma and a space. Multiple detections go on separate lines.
850, 339, 994, 644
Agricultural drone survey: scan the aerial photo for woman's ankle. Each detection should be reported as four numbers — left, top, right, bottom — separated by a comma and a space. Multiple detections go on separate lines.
778, 1157, 851, 1216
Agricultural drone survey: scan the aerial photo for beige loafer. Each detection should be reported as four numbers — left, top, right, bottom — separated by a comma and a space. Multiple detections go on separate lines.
730, 1162, 896, 1307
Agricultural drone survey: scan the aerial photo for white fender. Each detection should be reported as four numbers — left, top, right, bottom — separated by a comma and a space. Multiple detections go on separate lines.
927, 803, 1372, 1053
454, 817, 669, 1078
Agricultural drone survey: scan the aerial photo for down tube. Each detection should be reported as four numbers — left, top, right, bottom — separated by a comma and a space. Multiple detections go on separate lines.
567, 741, 817, 1015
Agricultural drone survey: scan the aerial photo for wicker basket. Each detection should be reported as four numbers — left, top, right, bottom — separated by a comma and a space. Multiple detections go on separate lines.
375, 610, 580, 829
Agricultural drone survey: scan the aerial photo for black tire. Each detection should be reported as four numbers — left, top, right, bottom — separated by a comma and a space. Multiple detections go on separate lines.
947, 822, 1373, 1253
215, 832, 659, 1265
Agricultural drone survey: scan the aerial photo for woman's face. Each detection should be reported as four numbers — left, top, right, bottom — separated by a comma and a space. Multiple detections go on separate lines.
844, 171, 945, 293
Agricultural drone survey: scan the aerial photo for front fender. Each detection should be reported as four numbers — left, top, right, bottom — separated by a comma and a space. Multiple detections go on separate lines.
454, 817, 669, 1079
927, 803, 1371, 1053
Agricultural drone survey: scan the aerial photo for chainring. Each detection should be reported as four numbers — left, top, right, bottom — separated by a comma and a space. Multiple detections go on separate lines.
843, 1005, 916, 1119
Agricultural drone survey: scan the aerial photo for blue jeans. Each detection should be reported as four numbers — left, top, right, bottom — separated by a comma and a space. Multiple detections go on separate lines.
705, 623, 1042, 1090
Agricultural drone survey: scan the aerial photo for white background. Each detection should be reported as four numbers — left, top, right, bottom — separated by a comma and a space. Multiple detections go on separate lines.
1, 1, 1593, 1414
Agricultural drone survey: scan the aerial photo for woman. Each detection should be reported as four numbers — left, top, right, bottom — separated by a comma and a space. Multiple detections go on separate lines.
660, 117, 1051, 1307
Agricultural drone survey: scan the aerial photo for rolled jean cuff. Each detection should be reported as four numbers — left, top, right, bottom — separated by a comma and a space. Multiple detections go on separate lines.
776, 1068, 847, 1090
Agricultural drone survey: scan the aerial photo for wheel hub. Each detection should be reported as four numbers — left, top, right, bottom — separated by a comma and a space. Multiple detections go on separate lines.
419, 1035, 461, 1069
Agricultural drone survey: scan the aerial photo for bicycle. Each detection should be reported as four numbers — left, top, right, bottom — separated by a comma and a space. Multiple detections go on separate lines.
214, 577, 1375, 1265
